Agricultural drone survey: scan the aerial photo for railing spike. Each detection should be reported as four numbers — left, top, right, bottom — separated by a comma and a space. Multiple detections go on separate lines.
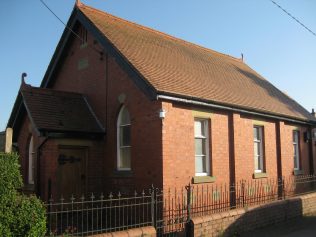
49, 195, 54, 203
80, 194, 85, 201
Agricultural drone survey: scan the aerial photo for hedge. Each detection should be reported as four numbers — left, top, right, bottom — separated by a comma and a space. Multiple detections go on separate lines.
0, 152, 46, 236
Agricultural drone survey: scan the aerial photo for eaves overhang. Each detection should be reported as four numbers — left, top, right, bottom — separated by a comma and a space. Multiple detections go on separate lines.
157, 92, 316, 126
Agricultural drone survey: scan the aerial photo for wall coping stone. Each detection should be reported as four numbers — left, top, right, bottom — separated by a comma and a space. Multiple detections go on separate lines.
190, 192, 316, 236
88, 226, 156, 237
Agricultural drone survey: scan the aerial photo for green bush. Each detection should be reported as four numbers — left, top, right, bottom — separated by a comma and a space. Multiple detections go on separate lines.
0, 152, 22, 196
0, 152, 46, 236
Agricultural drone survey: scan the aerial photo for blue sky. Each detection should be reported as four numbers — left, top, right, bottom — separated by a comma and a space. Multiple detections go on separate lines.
1, 0, 315, 130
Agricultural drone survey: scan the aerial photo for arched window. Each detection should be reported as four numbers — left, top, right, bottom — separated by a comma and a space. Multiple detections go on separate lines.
28, 136, 35, 184
117, 106, 131, 170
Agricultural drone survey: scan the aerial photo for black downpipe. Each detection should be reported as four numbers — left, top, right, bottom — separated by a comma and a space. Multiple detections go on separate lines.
105, 52, 109, 132
308, 126, 314, 175
228, 113, 236, 208
275, 121, 283, 199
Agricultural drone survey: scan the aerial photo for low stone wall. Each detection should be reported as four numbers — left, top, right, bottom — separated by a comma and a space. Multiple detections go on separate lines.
190, 193, 316, 237
88, 226, 156, 237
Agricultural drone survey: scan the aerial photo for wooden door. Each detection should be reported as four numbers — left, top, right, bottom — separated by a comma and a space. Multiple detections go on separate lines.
57, 147, 87, 199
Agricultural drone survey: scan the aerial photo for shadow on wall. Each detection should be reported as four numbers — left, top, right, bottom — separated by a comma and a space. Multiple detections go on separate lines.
223, 198, 304, 237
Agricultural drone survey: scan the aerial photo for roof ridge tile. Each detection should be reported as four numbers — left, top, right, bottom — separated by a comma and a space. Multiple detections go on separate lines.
21, 85, 84, 98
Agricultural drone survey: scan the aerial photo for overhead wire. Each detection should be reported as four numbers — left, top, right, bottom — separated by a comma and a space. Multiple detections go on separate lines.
269, 0, 316, 37
39, 0, 103, 54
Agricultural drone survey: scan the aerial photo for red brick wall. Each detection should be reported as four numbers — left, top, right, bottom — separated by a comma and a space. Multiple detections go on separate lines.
49, 26, 163, 194
51, 30, 107, 127
190, 192, 316, 237
281, 123, 311, 177
161, 104, 312, 190
161, 102, 194, 189
39, 139, 57, 200
17, 115, 32, 184
234, 115, 278, 181
15, 24, 163, 199
17, 116, 50, 196
15, 23, 315, 200
211, 111, 230, 184
161, 102, 231, 189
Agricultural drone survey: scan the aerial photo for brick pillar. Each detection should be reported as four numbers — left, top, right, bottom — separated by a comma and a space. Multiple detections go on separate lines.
5, 128, 13, 153
275, 121, 283, 199
228, 112, 236, 208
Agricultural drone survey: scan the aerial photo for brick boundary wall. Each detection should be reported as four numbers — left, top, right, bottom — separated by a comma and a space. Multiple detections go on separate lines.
190, 193, 316, 237
88, 226, 156, 237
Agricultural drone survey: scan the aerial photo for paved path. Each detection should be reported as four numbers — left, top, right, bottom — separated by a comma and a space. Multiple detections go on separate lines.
242, 215, 316, 237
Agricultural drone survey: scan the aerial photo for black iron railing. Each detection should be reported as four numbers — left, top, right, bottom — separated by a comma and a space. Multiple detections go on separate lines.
46, 190, 154, 236
46, 175, 316, 236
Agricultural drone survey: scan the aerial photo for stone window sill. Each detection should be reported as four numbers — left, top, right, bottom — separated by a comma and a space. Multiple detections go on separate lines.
192, 176, 216, 184
23, 183, 35, 191
294, 170, 304, 176
112, 170, 133, 178
80, 43, 88, 49
253, 172, 268, 179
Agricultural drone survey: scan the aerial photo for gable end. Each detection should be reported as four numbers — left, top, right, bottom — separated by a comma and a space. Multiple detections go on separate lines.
41, 7, 157, 100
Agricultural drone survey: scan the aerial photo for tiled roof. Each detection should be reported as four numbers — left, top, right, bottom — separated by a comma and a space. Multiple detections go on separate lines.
78, 4, 315, 122
21, 85, 104, 134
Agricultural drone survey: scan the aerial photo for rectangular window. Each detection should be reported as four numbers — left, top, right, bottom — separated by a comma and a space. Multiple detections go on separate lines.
253, 126, 264, 173
117, 106, 131, 171
293, 130, 300, 170
79, 27, 88, 46
194, 119, 210, 176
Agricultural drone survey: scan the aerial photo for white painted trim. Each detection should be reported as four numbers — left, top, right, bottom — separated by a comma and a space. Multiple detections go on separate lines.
194, 119, 210, 176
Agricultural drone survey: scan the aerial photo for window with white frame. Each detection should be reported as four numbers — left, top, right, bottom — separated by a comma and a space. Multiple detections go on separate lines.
28, 136, 35, 184
293, 130, 300, 170
253, 126, 264, 173
194, 119, 210, 176
117, 106, 131, 170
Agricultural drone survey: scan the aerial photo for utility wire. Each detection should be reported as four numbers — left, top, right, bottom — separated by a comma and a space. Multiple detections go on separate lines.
269, 0, 316, 37
39, 0, 82, 41
39, 0, 103, 54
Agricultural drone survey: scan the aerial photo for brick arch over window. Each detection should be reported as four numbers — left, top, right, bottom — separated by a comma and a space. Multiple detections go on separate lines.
117, 106, 131, 171
28, 136, 35, 184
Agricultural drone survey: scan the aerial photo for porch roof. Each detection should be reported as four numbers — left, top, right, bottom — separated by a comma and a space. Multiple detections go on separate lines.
20, 84, 104, 135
